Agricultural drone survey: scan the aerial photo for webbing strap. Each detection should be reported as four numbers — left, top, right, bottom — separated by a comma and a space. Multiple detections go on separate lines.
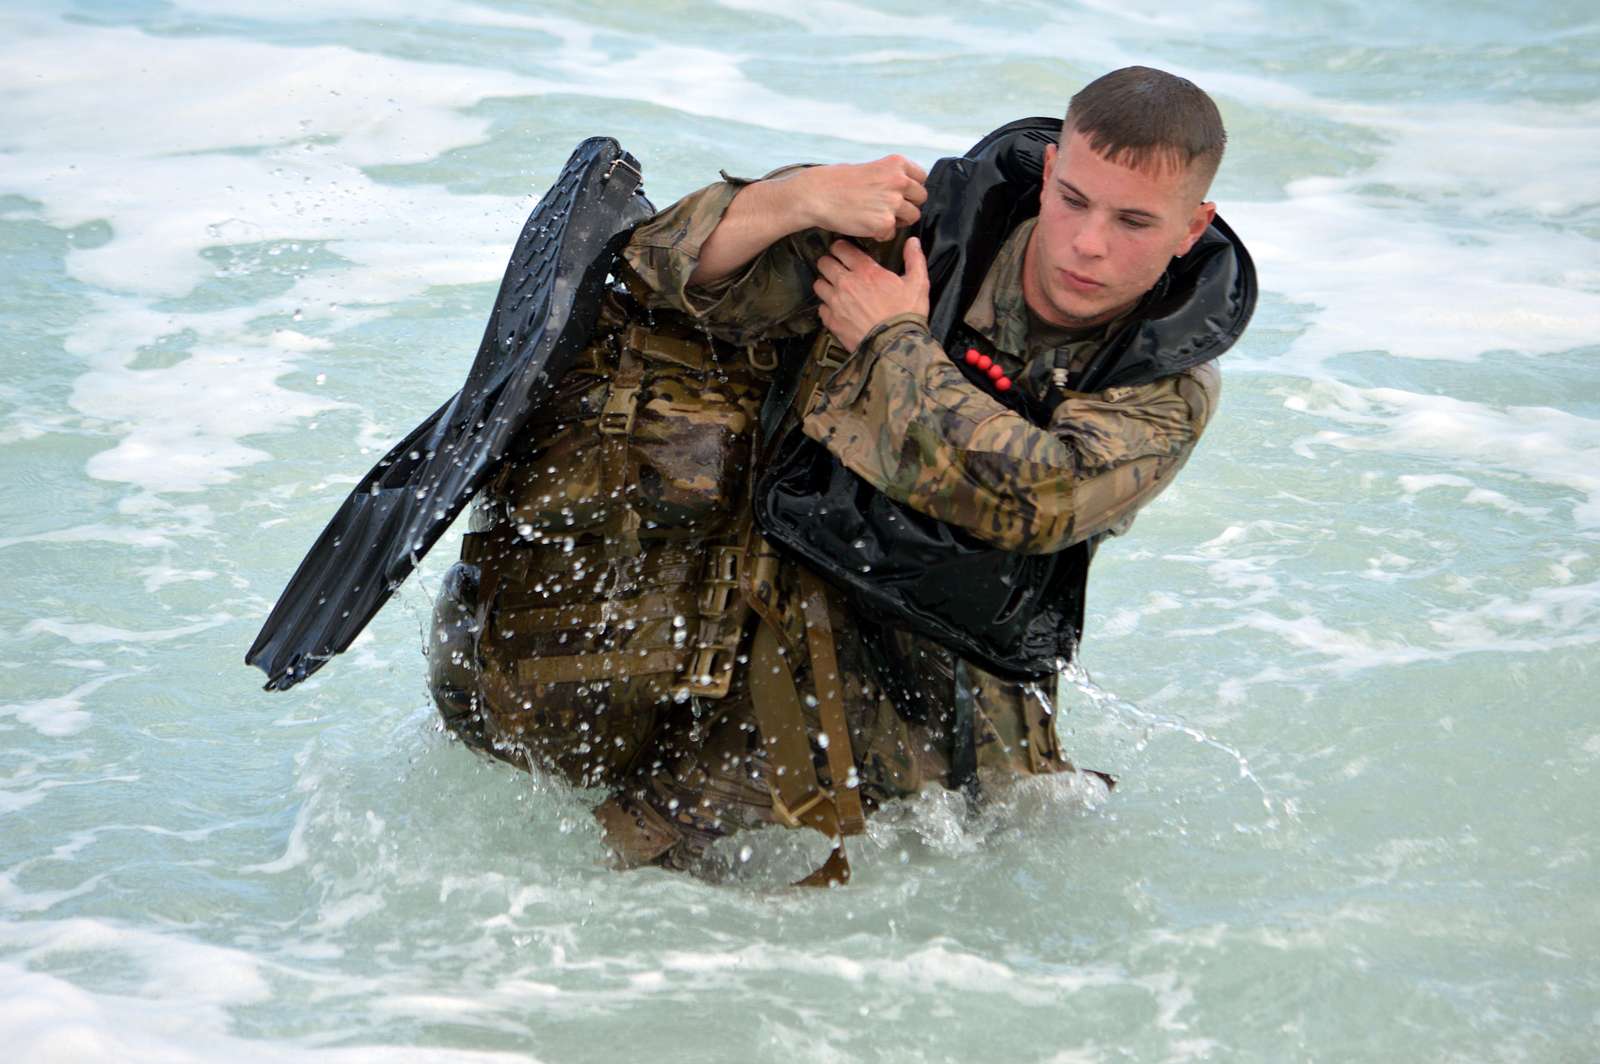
622, 324, 711, 372
1022, 681, 1057, 774
598, 356, 644, 559
516, 649, 682, 685
494, 591, 693, 631
759, 330, 847, 449
798, 571, 867, 836
747, 618, 852, 887
747, 621, 829, 828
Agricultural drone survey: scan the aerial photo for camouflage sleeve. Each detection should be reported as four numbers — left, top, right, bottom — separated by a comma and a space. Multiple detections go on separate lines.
801, 319, 1220, 554
620, 170, 841, 347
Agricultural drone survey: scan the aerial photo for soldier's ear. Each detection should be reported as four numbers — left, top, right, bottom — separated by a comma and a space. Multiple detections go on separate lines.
1041, 142, 1058, 196
1176, 201, 1215, 257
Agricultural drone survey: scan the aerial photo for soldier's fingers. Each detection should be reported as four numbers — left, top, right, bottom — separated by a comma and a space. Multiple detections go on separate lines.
902, 236, 928, 285
902, 174, 928, 206
815, 253, 843, 283
894, 201, 921, 228
903, 158, 929, 185
831, 240, 874, 268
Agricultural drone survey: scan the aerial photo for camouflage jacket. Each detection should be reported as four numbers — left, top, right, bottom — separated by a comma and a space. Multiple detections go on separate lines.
621, 174, 1220, 554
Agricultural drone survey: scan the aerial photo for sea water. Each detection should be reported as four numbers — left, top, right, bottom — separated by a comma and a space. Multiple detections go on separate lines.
1, 1, 1596, 1060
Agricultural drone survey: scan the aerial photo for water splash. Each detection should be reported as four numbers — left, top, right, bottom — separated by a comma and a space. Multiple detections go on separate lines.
1051, 657, 1286, 824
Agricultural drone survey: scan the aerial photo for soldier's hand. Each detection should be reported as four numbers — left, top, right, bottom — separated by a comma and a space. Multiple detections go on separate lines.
798, 155, 927, 242
814, 236, 930, 353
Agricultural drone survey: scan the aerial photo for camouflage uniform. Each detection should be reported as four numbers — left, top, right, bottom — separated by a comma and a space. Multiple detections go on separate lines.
429, 170, 1218, 875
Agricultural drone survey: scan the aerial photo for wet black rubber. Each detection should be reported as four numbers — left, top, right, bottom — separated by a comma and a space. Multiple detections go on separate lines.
246, 138, 652, 691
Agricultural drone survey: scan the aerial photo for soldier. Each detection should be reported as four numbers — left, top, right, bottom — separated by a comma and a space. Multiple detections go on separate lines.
425, 66, 1254, 881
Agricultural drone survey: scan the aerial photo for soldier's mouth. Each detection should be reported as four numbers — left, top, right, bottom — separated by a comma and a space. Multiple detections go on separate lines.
1060, 269, 1103, 292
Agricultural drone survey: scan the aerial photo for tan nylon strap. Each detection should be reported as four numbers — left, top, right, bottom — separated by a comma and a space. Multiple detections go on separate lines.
797, 570, 866, 836
599, 356, 644, 558
747, 618, 852, 887
622, 324, 712, 372
791, 332, 849, 422
493, 591, 694, 631
739, 531, 808, 669
516, 649, 682, 685
747, 620, 829, 828
1023, 685, 1057, 774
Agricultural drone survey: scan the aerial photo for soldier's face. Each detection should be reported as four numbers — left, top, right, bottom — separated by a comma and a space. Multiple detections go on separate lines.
1023, 131, 1216, 328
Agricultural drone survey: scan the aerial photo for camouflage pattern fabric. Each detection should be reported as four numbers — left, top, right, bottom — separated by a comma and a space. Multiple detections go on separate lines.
623, 191, 1220, 554
589, 595, 1076, 874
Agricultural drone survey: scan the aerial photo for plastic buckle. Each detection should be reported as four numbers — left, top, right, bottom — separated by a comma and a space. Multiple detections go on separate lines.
698, 546, 743, 615
679, 644, 734, 699
747, 342, 779, 373
767, 781, 827, 829
598, 384, 639, 436
745, 541, 781, 609
817, 340, 850, 370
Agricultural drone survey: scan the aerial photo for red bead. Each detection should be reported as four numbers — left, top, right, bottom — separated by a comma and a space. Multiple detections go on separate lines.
987, 363, 1004, 380
976, 355, 992, 371
964, 348, 981, 366
995, 376, 1013, 391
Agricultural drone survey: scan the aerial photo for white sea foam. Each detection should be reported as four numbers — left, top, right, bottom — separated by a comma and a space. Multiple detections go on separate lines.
18, 615, 230, 646
0, 873, 108, 916
1230, 98, 1600, 371
651, 939, 1127, 1003
0, 523, 178, 551
0, 9, 969, 507
137, 564, 220, 595
241, 740, 327, 874
714, 0, 972, 43
1303, 384, 1600, 526
0, 947, 529, 1063
1182, 572, 1600, 687
1399, 474, 1553, 519
713, 0, 1295, 117
0, 14, 543, 502
0, 674, 126, 738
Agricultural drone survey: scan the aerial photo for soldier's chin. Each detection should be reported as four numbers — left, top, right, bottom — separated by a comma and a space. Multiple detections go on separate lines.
1047, 289, 1111, 328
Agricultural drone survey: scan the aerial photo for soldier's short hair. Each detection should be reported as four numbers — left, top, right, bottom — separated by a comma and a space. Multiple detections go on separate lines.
1065, 67, 1227, 196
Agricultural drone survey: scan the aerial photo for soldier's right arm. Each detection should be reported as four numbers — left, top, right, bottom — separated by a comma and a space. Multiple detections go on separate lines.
620, 156, 926, 346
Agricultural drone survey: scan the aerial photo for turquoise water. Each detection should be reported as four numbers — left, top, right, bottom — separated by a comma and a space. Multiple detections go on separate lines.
2, 1, 1597, 1060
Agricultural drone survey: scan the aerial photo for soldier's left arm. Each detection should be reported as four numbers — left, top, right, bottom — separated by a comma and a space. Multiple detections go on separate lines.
802, 319, 1221, 554
619, 165, 915, 348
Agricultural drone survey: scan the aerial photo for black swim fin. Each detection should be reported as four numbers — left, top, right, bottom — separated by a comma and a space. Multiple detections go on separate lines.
246, 137, 653, 691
